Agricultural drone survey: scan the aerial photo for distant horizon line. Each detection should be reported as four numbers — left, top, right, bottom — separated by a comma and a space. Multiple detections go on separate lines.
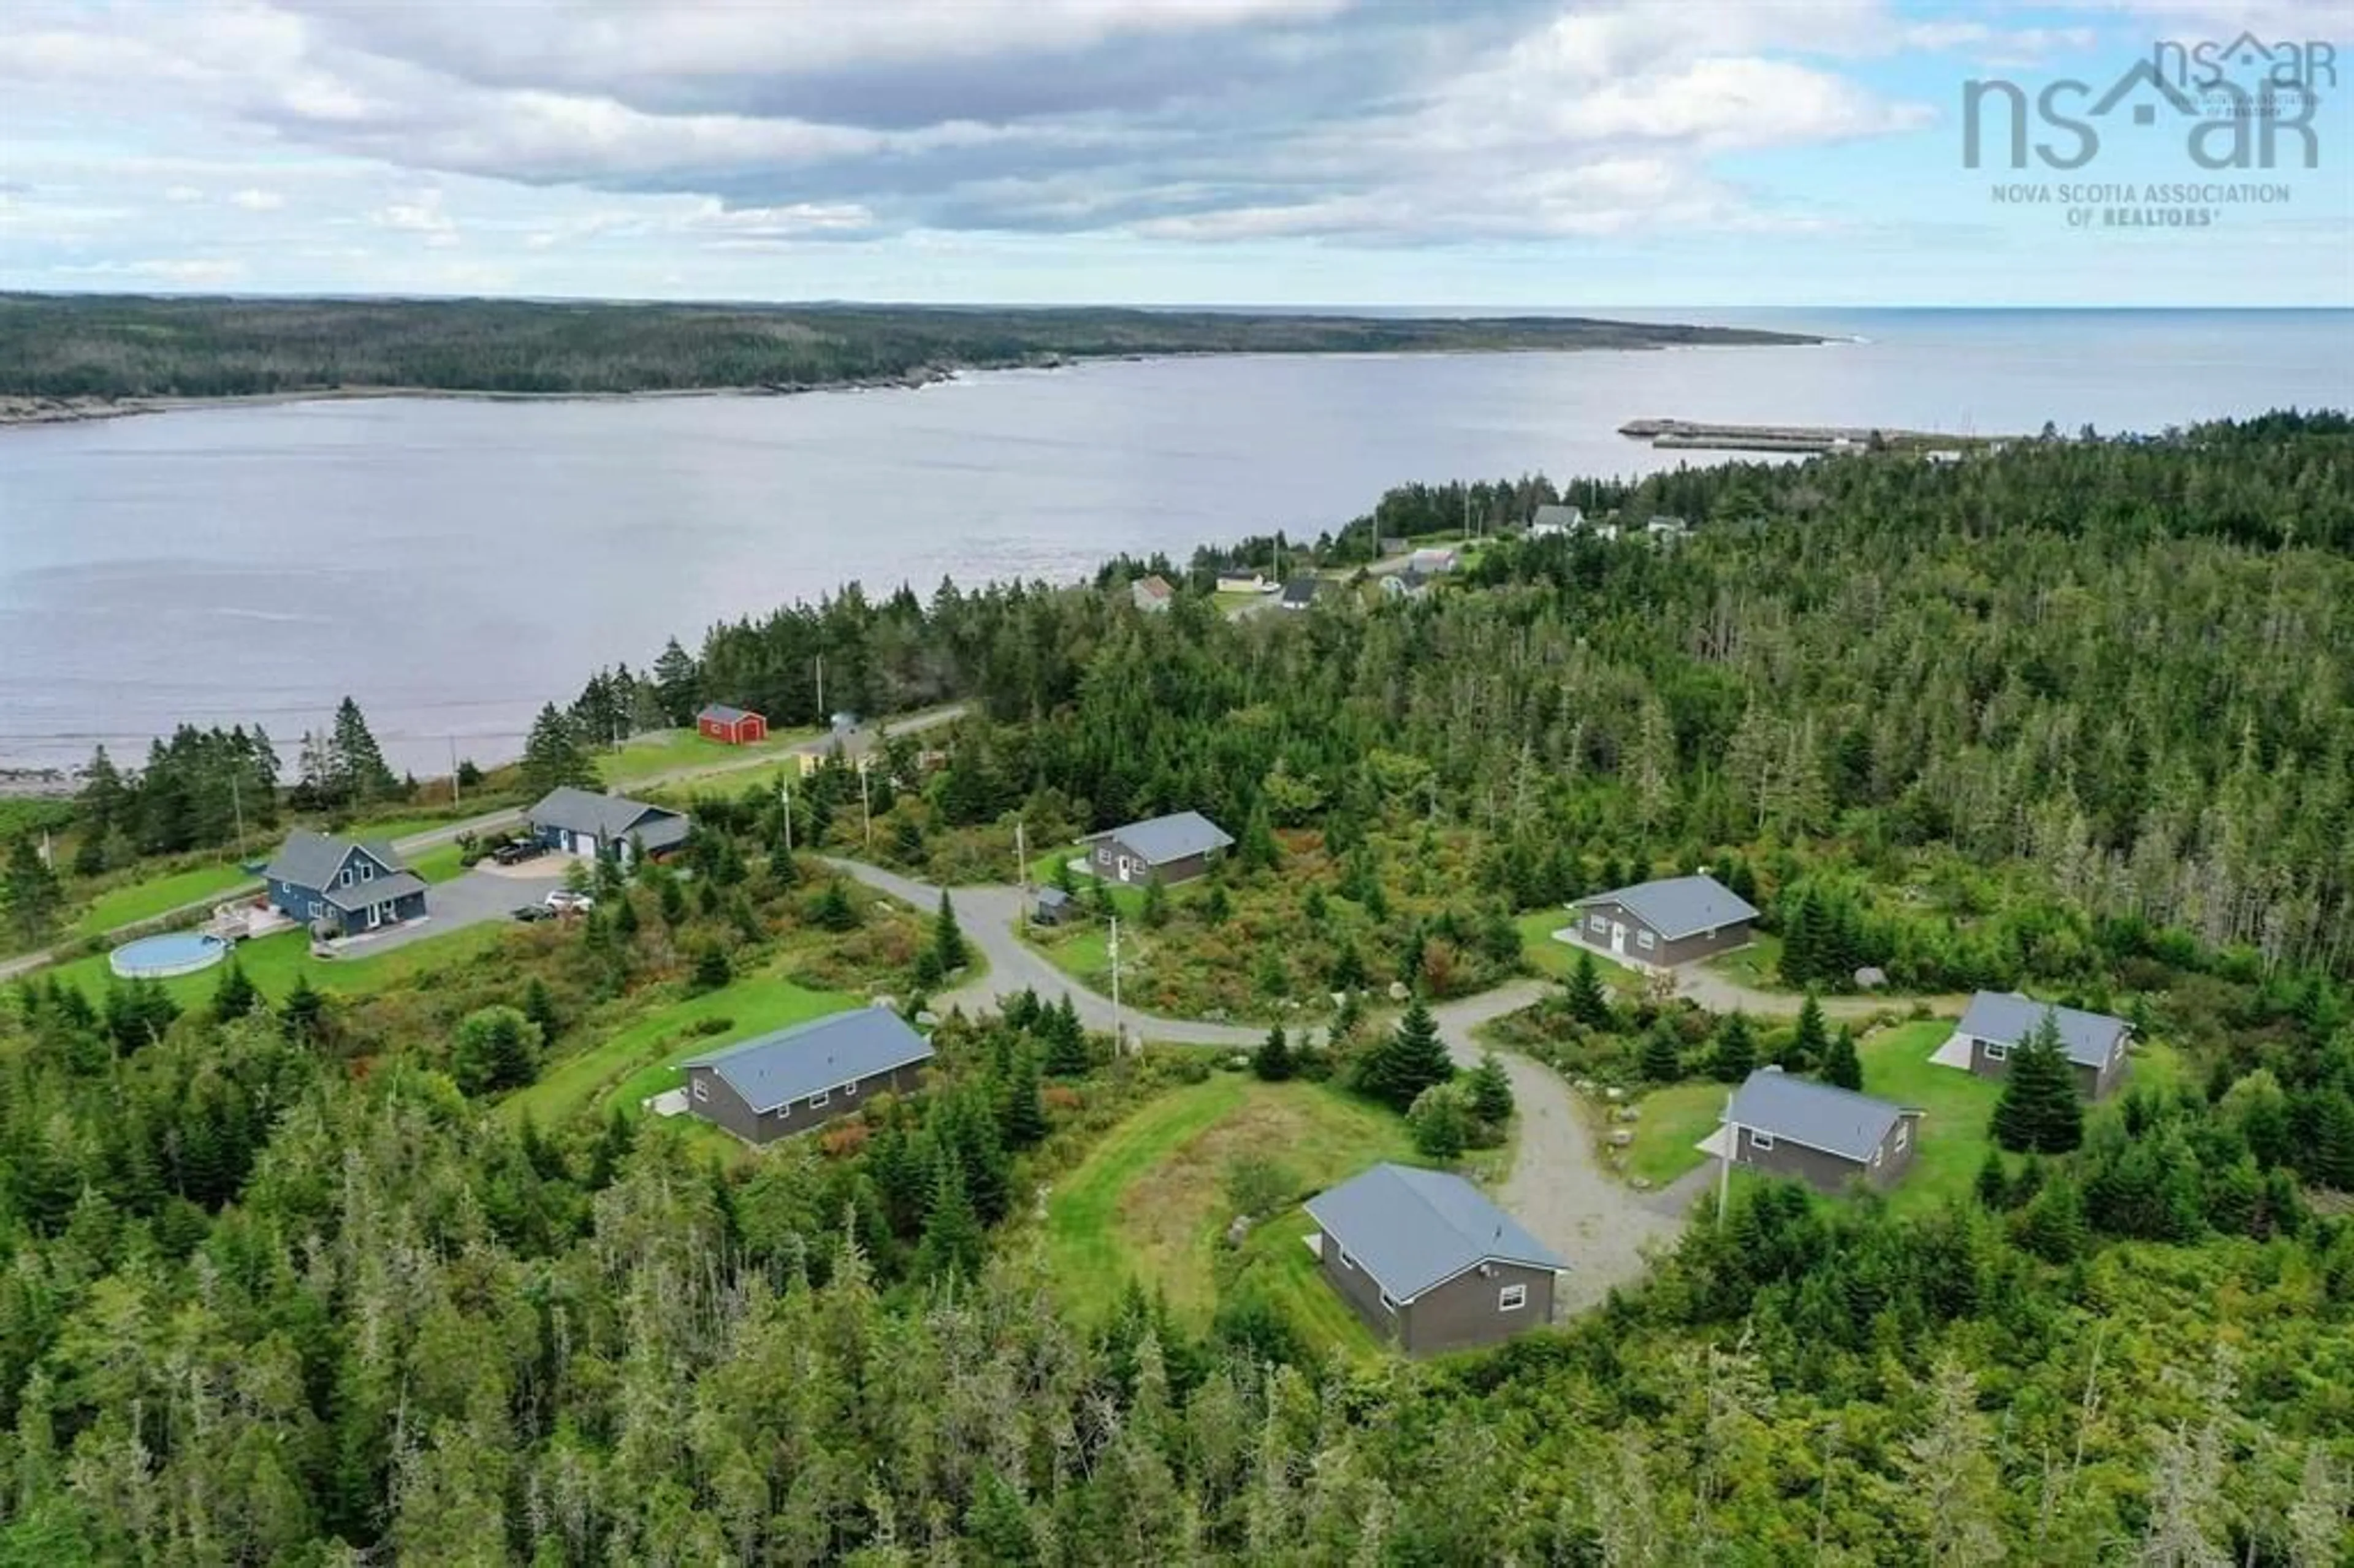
1, 288, 2346, 316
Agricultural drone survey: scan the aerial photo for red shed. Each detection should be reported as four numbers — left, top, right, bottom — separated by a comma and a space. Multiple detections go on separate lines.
696, 703, 769, 745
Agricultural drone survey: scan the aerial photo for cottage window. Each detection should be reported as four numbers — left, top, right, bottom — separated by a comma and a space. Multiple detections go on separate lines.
340, 867, 352, 886
1338, 1247, 1357, 1271
1750, 1130, 1776, 1152
1498, 1284, 1528, 1312
1588, 913, 1608, 933
1095, 847, 1112, 866
1636, 931, 1657, 951
361, 861, 374, 881
1894, 1124, 1910, 1153
691, 1079, 708, 1102
808, 1089, 830, 1108
1870, 1147, 1884, 1166
838, 1081, 856, 1099
1377, 1291, 1398, 1314
1984, 1041, 2009, 1063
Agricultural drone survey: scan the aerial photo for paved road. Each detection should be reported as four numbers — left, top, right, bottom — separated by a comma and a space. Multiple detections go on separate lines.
825, 858, 1695, 1309
0, 703, 969, 984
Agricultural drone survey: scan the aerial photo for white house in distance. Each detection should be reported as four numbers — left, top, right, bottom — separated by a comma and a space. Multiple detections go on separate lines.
1526, 503, 1585, 538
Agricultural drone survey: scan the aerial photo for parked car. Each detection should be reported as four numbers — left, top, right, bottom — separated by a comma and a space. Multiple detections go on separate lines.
511, 903, 552, 923
492, 839, 544, 866
543, 888, 594, 913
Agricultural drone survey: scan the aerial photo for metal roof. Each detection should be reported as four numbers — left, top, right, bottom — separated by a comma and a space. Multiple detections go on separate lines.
1956, 991, 2130, 1070
529, 786, 688, 846
698, 703, 758, 725
1081, 809, 1234, 866
1572, 874, 1759, 940
1529, 503, 1585, 531
264, 829, 407, 893
1279, 576, 1320, 604
320, 871, 429, 912
1726, 1068, 1906, 1163
684, 1006, 935, 1114
1305, 1163, 1564, 1301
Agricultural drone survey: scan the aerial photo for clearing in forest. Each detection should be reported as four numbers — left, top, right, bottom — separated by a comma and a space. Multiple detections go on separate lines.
1042, 1073, 1417, 1347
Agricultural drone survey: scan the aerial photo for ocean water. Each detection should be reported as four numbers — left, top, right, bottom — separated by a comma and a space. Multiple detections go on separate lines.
1, 308, 2346, 774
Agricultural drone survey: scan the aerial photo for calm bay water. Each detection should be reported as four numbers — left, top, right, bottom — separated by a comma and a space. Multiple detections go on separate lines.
1, 308, 2347, 775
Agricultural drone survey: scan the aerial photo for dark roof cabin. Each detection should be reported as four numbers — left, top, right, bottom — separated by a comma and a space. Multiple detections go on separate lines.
1723, 1067, 1919, 1192
1078, 809, 1233, 886
1949, 991, 2132, 1099
528, 786, 691, 862
682, 1007, 934, 1145
1305, 1164, 1566, 1355
1565, 873, 1759, 969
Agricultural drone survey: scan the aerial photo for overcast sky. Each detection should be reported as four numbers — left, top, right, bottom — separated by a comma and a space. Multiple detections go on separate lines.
1, 0, 2346, 306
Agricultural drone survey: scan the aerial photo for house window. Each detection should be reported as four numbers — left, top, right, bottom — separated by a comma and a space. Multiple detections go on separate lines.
1338, 1247, 1357, 1271
1750, 1130, 1776, 1151
691, 1079, 708, 1102
808, 1089, 830, 1108
1871, 1147, 1884, 1166
1636, 931, 1657, 951
1378, 1291, 1398, 1314
1984, 1041, 2009, 1063
837, 1081, 856, 1099
1095, 847, 1112, 866
1588, 913, 1608, 933
361, 861, 374, 881
340, 867, 352, 886
1498, 1284, 1528, 1312
1893, 1125, 1910, 1153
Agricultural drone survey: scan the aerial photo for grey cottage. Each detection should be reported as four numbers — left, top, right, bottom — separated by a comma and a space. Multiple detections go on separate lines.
1721, 1067, 1920, 1193
1304, 1163, 1566, 1356
682, 1006, 935, 1145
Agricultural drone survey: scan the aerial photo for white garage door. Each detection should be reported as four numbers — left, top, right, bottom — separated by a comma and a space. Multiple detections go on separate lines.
576, 832, 598, 858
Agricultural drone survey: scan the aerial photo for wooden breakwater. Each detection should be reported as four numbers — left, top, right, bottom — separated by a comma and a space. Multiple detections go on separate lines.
1620, 417, 2003, 454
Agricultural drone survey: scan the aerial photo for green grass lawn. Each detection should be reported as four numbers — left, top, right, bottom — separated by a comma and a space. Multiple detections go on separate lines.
1232, 1208, 1382, 1355
406, 842, 469, 884
1213, 588, 1276, 613
1042, 1074, 1414, 1344
1618, 1080, 1732, 1187
42, 920, 512, 1010
507, 967, 857, 1128
1027, 849, 1149, 916
596, 726, 810, 788
1702, 931, 1787, 991
67, 862, 262, 938
1514, 910, 1644, 989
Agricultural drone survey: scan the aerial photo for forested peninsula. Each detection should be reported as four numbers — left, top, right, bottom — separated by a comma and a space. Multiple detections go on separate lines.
0, 294, 1817, 413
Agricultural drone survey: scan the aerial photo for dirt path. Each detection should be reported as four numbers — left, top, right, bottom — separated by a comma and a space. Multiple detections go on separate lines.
1669, 963, 1968, 1021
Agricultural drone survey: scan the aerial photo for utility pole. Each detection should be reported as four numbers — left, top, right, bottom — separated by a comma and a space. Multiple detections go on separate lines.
780, 778, 793, 855
858, 760, 872, 853
1717, 1089, 1734, 1218
1109, 915, 1124, 1054
1015, 819, 1029, 894
229, 770, 246, 854
449, 736, 461, 807
815, 653, 826, 723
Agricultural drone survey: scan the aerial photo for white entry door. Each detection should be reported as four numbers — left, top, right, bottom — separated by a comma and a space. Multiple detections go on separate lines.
1610, 922, 1628, 954
366, 904, 381, 930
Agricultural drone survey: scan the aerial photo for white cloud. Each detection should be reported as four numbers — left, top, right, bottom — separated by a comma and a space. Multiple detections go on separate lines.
229, 187, 285, 211
164, 185, 205, 203
372, 188, 460, 246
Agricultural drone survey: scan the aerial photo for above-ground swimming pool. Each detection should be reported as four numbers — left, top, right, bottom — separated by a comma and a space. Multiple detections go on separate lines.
109, 932, 230, 980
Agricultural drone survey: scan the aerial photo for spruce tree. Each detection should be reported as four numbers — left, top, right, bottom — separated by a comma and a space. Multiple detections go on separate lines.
1789, 992, 1830, 1072
329, 697, 398, 803
520, 704, 596, 799
1821, 1022, 1864, 1091
917, 1152, 986, 1283
1239, 798, 1279, 872
1710, 1012, 1756, 1083
211, 959, 260, 1019
1253, 1025, 1295, 1082
2, 835, 64, 944
812, 880, 858, 932
1991, 1010, 2084, 1154
692, 943, 731, 992
1640, 1021, 1683, 1083
933, 891, 969, 972
998, 1048, 1048, 1149
1467, 1052, 1515, 1124
1044, 996, 1091, 1077
1409, 1083, 1472, 1160
1139, 872, 1170, 929
280, 974, 326, 1044
522, 977, 561, 1043
1973, 1146, 2010, 1210
1359, 996, 1453, 1113
1563, 948, 1614, 1030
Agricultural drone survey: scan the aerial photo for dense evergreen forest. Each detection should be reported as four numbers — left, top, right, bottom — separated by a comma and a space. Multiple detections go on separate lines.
0, 295, 1810, 400
5, 414, 2353, 1562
